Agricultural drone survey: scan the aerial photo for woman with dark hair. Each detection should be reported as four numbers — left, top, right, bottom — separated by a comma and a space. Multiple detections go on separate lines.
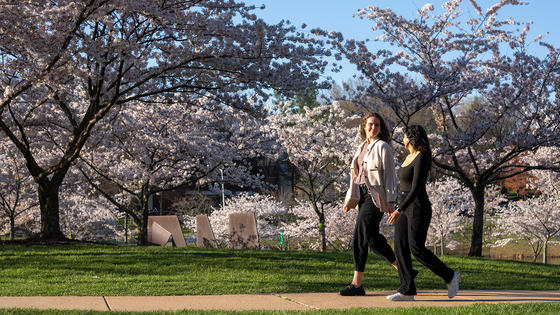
339, 113, 400, 296
386, 125, 459, 301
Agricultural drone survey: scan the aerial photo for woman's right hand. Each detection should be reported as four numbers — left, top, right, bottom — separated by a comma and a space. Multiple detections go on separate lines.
387, 210, 401, 225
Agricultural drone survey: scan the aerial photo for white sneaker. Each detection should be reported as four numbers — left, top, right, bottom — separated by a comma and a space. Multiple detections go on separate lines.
386, 292, 414, 301
447, 272, 459, 298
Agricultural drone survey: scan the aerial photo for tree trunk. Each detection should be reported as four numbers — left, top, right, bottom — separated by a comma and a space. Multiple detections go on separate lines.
543, 240, 548, 264
9, 215, 15, 240
468, 188, 485, 257
125, 215, 128, 244
37, 182, 65, 240
440, 236, 444, 256
318, 213, 326, 252
310, 201, 327, 252
136, 186, 151, 246
529, 241, 541, 262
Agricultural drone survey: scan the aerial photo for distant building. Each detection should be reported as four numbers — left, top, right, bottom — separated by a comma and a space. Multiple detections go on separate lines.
498, 155, 537, 199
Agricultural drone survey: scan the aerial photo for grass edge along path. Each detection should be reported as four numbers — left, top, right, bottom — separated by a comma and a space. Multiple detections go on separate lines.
2, 303, 560, 314
0, 244, 559, 296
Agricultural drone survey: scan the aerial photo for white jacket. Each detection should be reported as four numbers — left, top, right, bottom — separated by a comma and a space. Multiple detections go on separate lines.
347, 139, 397, 212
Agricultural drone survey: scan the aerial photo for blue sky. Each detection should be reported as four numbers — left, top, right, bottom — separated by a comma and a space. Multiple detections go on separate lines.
243, 0, 560, 83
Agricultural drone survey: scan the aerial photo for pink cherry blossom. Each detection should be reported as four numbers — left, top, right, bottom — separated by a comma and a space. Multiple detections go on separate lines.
264, 102, 360, 251
0, 0, 329, 240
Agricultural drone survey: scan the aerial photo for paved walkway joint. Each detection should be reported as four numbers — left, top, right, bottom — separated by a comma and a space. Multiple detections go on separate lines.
0, 290, 559, 311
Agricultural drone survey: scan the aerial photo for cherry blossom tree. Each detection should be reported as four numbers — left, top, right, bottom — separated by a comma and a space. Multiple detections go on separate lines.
279, 199, 354, 251
494, 149, 560, 264
0, 139, 38, 240
327, 0, 560, 256
58, 182, 121, 243
208, 192, 289, 247
0, 0, 329, 240
77, 100, 273, 245
264, 102, 359, 251
280, 200, 320, 250
494, 196, 560, 264
425, 178, 471, 255
325, 201, 359, 251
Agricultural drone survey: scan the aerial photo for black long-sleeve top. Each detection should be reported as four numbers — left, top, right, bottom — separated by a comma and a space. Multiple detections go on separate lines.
398, 152, 431, 210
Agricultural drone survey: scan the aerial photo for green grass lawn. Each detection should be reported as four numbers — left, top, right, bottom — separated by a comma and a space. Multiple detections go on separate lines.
0, 244, 559, 296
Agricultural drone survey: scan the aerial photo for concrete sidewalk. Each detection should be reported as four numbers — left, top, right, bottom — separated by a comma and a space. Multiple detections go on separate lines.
0, 290, 559, 311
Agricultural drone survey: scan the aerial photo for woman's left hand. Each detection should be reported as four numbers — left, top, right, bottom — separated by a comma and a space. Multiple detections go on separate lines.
387, 210, 401, 225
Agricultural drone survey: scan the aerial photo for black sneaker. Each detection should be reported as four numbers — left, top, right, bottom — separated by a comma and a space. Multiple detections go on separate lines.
339, 284, 366, 296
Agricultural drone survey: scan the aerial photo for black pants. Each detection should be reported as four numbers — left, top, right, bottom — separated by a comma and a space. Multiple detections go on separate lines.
353, 185, 396, 272
394, 192, 454, 295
